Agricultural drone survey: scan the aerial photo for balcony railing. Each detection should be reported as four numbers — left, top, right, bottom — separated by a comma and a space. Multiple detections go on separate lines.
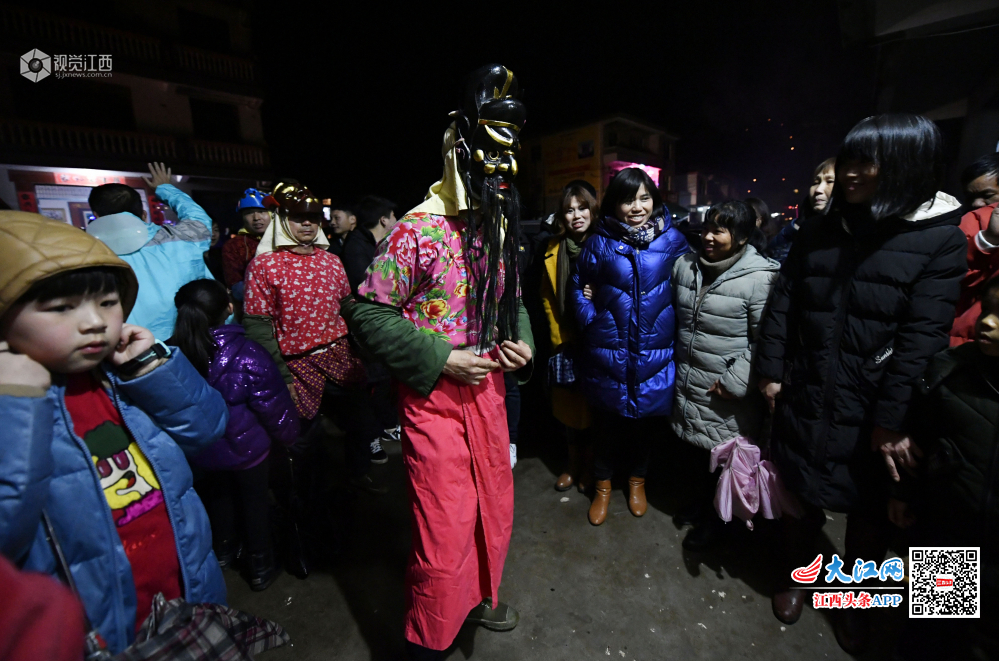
1, 6, 163, 64
189, 139, 269, 169
1, 5, 255, 85
0, 121, 178, 161
174, 45, 254, 82
0, 120, 269, 172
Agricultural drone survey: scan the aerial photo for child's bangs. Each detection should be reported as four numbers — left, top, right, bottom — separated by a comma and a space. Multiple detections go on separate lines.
17, 267, 126, 305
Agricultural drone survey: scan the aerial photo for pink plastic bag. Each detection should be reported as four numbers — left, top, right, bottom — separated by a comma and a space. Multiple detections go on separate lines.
710, 436, 800, 530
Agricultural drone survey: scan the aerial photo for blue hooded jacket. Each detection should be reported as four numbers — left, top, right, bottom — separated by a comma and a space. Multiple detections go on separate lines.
87, 184, 214, 341
0, 352, 228, 654
571, 218, 689, 418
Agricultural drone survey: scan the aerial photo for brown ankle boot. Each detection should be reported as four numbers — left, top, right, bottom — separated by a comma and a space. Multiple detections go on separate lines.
555, 471, 574, 491
555, 445, 579, 492
588, 480, 612, 525
627, 477, 647, 517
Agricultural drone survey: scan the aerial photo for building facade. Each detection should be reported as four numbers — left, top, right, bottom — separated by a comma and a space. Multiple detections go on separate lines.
520, 115, 678, 218
0, 1, 270, 230
838, 0, 999, 188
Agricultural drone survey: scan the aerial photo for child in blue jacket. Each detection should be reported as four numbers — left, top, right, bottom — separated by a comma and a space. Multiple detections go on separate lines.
0, 211, 229, 654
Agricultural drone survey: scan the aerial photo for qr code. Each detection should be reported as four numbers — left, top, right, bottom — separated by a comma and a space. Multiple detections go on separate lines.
909, 547, 980, 618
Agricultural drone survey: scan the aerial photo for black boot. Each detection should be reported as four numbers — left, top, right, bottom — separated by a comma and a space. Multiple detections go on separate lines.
247, 551, 279, 592
833, 608, 870, 655
215, 539, 242, 570
672, 501, 701, 528
682, 518, 724, 552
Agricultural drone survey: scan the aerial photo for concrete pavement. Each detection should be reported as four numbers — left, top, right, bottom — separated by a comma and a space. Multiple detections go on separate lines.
226, 433, 906, 660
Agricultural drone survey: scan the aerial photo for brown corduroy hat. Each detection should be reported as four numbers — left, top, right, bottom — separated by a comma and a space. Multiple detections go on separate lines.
0, 211, 138, 320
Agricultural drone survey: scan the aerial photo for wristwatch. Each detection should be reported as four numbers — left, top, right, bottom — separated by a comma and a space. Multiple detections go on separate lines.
116, 340, 171, 377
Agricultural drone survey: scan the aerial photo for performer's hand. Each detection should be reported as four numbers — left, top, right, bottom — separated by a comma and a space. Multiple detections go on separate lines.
498, 340, 532, 372
708, 379, 736, 399
443, 350, 499, 386
872, 426, 922, 482
582, 284, 594, 300
287, 382, 299, 406
759, 378, 782, 412
144, 162, 173, 188
0, 341, 51, 390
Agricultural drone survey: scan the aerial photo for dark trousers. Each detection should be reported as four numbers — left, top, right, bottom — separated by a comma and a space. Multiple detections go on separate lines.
779, 499, 892, 583
505, 372, 521, 446
200, 460, 271, 556
406, 641, 445, 661
367, 362, 399, 431
321, 382, 382, 479
593, 412, 664, 481
674, 441, 720, 521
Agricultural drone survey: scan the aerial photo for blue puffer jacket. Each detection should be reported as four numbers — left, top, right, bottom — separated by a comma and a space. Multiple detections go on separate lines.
0, 352, 228, 654
571, 218, 690, 418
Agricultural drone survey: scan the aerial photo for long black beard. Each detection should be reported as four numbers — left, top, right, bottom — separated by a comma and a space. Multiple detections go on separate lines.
463, 174, 521, 352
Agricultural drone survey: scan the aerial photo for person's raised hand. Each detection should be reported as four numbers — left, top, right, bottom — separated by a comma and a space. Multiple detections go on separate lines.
443, 349, 499, 386
582, 284, 594, 300
708, 380, 736, 399
144, 162, 173, 188
0, 341, 51, 390
759, 377, 782, 412
888, 497, 916, 529
497, 340, 532, 373
109, 324, 158, 375
871, 426, 922, 482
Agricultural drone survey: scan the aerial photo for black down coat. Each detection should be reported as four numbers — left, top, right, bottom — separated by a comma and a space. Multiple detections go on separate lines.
906, 343, 999, 593
755, 197, 968, 511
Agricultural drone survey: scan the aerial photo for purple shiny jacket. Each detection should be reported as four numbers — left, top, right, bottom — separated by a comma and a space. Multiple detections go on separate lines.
192, 324, 300, 471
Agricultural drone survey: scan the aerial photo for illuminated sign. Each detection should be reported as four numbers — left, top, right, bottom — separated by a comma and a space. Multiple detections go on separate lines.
607, 160, 661, 187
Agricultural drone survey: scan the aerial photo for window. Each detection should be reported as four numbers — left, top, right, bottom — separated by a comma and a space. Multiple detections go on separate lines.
190, 98, 240, 142
13, 77, 135, 131
177, 8, 232, 52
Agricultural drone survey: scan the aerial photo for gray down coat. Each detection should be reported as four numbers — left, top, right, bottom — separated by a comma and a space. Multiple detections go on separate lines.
670, 245, 779, 450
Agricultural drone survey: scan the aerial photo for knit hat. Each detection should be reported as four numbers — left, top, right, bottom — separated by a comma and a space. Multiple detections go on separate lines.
0, 211, 138, 319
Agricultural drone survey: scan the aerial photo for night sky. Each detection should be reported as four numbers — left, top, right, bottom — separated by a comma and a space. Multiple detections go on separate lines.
255, 1, 877, 216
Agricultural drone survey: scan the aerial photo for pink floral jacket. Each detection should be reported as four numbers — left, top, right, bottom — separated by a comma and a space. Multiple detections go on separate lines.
358, 212, 506, 349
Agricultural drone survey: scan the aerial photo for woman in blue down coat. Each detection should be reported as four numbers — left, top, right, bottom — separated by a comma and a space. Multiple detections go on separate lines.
572, 168, 690, 526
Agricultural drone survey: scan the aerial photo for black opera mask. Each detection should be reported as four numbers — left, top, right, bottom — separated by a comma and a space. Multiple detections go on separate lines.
455, 64, 526, 201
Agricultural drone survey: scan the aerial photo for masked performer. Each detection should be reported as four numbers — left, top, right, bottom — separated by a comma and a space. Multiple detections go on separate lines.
343, 65, 535, 660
